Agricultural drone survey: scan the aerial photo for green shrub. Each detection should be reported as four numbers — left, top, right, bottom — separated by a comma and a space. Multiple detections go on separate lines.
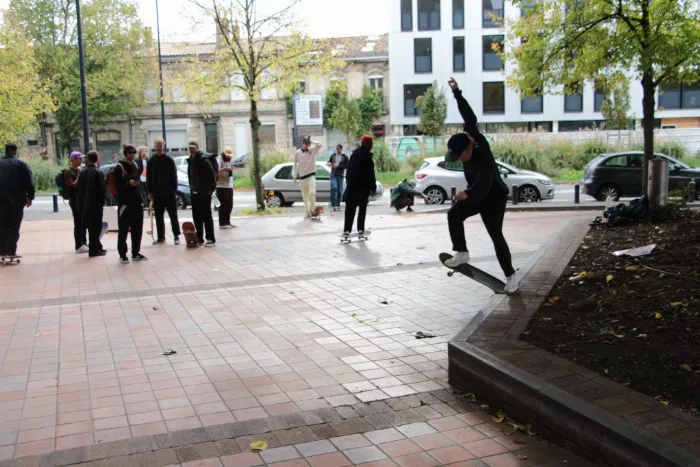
656, 140, 686, 160
248, 146, 291, 185
491, 140, 541, 172
25, 159, 60, 192
404, 155, 426, 172
372, 138, 400, 172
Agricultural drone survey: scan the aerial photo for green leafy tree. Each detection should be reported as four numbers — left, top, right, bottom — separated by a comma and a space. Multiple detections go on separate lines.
357, 86, 383, 136
506, 0, 700, 197
600, 75, 632, 131
328, 97, 361, 144
4, 0, 154, 155
416, 82, 447, 154
323, 79, 348, 129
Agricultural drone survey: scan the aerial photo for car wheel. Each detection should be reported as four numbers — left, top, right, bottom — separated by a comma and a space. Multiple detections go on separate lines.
597, 184, 621, 202
267, 192, 284, 208
518, 185, 540, 203
175, 192, 186, 210
424, 186, 447, 205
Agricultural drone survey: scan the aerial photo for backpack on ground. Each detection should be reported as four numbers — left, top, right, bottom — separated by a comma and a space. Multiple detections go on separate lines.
107, 163, 124, 198
55, 169, 70, 199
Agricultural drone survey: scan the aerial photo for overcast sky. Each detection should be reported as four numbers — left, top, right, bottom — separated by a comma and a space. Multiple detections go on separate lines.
0, 0, 391, 42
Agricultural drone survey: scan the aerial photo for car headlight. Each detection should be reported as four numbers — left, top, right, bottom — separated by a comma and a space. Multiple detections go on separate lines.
538, 178, 552, 185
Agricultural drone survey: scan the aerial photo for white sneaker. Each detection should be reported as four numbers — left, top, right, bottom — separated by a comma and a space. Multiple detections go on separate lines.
445, 252, 470, 267
76, 245, 89, 254
505, 273, 520, 295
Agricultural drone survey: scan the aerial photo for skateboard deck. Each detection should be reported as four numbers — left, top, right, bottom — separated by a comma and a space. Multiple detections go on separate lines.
439, 253, 506, 294
0, 255, 22, 265
340, 230, 372, 244
310, 206, 324, 221
182, 221, 198, 248
99, 222, 108, 240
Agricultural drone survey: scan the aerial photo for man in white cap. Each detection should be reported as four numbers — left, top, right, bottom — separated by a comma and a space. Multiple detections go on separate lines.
293, 136, 323, 218
65, 151, 88, 253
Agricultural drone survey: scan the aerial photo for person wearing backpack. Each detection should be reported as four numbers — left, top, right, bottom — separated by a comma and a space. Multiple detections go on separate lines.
64, 152, 88, 253
114, 144, 147, 263
77, 151, 107, 257
186, 141, 217, 246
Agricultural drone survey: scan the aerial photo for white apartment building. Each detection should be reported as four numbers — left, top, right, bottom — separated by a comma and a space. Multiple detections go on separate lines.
388, 0, 700, 135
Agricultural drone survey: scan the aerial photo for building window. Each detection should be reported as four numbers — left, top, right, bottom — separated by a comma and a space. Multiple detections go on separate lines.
521, 94, 543, 113
453, 0, 464, 29
417, 0, 440, 31
659, 82, 700, 109
231, 75, 246, 101
483, 82, 505, 114
259, 124, 276, 146
298, 81, 306, 93
204, 123, 219, 155
564, 84, 583, 112
145, 88, 158, 104
482, 35, 504, 71
453, 37, 465, 72
401, 0, 413, 31
483, 0, 504, 28
171, 86, 186, 103
594, 83, 605, 112
414, 38, 432, 73
521, 0, 537, 16
404, 84, 431, 116
369, 76, 384, 90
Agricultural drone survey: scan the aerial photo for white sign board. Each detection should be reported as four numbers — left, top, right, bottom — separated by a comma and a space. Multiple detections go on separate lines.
294, 94, 323, 126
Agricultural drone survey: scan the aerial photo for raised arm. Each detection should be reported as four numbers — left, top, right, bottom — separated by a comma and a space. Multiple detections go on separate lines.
448, 79, 478, 132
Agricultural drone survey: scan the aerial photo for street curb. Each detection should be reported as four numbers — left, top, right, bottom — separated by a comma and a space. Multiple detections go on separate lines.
447, 221, 700, 467
427, 202, 700, 214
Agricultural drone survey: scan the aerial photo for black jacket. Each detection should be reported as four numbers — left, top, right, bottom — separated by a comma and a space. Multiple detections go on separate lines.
453, 89, 509, 204
345, 146, 376, 198
147, 154, 178, 197
187, 151, 217, 197
115, 159, 143, 206
327, 152, 349, 177
0, 156, 35, 204
77, 164, 106, 212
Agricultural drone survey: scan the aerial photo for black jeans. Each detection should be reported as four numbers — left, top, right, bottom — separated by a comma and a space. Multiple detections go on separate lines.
191, 193, 215, 242
0, 202, 24, 256
69, 200, 87, 249
117, 204, 143, 258
344, 191, 369, 233
447, 197, 515, 277
153, 195, 181, 240
392, 196, 414, 210
216, 188, 233, 227
84, 208, 104, 255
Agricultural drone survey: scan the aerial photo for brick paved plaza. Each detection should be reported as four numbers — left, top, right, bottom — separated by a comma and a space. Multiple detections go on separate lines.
0, 211, 595, 466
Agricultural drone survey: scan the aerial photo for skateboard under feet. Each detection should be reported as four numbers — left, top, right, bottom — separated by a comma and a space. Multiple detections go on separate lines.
0, 255, 22, 265
182, 221, 198, 248
340, 231, 372, 244
439, 252, 506, 294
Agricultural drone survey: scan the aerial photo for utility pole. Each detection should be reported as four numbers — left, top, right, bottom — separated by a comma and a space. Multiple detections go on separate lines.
75, 0, 90, 152
156, 0, 167, 149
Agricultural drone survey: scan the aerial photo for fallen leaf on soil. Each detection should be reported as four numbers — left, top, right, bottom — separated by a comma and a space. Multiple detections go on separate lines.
514, 437, 528, 445
604, 368, 609, 374
670, 302, 684, 307
480, 404, 490, 410
464, 393, 476, 402
659, 400, 669, 406
606, 274, 614, 283
161, 349, 176, 356
416, 246, 426, 250
249, 441, 268, 451
492, 412, 505, 423
517, 454, 528, 460
414, 331, 436, 339
625, 265, 645, 272
550, 296, 560, 302
654, 312, 663, 319
681, 364, 692, 372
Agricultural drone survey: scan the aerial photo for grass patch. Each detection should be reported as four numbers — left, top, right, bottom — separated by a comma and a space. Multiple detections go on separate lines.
553, 169, 583, 182
234, 177, 254, 189
377, 171, 412, 186
237, 208, 286, 215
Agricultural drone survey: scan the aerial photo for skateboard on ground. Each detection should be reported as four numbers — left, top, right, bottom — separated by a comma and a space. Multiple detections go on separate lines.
341, 230, 372, 244
182, 221, 198, 248
147, 201, 155, 241
439, 252, 506, 294
310, 206, 323, 221
99, 222, 108, 240
0, 255, 21, 265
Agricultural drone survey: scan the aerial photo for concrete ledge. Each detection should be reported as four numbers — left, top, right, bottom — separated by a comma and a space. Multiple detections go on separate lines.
427, 201, 700, 214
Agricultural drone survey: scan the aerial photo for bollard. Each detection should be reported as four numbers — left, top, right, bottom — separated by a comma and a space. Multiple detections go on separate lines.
53, 194, 59, 213
451, 186, 456, 205
512, 185, 519, 205
574, 184, 580, 204
689, 179, 697, 202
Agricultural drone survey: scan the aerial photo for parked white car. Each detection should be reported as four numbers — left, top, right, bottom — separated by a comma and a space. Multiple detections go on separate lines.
261, 162, 384, 207
414, 157, 555, 204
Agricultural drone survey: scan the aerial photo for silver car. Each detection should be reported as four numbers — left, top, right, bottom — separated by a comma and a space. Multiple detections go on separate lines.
414, 157, 555, 204
262, 162, 384, 207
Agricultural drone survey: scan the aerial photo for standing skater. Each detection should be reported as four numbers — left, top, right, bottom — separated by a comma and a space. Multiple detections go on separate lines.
77, 150, 107, 257
444, 78, 519, 294
343, 136, 376, 238
186, 141, 217, 246
0, 143, 35, 260
216, 148, 235, 229
327, 144, 349, 212
64, 151, 88, 253
114, 145, 147, 263
293, 136, 323, 218
147, 138, 181, 245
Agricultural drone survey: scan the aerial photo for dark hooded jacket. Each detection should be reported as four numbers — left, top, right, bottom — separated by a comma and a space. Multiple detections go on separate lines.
345, 145, 376, 201
186, 151, 217, 197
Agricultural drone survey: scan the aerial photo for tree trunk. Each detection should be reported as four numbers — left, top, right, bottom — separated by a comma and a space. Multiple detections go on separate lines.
641, 75, 655, 197
249, 99, 265, 211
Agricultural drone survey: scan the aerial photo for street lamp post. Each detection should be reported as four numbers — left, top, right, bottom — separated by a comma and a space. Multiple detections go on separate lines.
75, 0, 90, 152
156, 0, 167, 149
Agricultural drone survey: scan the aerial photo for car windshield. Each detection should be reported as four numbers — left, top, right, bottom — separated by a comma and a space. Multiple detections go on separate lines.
496, 160, 519, 172
234, 154, 246, 163
662, 155, 689, 169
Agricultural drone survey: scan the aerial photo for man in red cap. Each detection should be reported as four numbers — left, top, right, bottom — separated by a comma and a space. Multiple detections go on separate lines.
342, 136, 376, 238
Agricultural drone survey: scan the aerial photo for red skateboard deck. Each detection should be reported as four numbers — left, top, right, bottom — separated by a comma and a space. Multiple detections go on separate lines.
182, 221, 198, 247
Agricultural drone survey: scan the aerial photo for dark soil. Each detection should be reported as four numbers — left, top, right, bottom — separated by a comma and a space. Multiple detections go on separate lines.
522, 212, 700, 416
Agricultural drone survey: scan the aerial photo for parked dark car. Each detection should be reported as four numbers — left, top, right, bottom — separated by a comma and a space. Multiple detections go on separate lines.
582, 151, 700, 201
232, 154, 248, 168
99, 163, 192, 209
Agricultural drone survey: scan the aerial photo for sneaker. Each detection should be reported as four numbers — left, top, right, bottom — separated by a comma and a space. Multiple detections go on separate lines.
205, 240, 216, 247
153, 238, 165, 245
342, 231, 350, 237
174, 237, 180, 245
132, 253, 148, 262
89, 251, 107, 257
119, 256, 130, 264
407, 207, 414, 212
99, 249, 107, 254
198, 240, 205, 245
505, 273, 520, 295
220, 225, 233, 230
445, 251, 471, 268
75, 245, 89, 254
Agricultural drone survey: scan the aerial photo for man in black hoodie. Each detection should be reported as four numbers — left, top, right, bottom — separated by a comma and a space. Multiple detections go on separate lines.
343, 136, 376, 237
186, 141, 217, 246
0, 143, 35, 259
147, 138, 181, 245
444, 79, 518, 294
115, 144, 147, 263
77, 150, 107, 257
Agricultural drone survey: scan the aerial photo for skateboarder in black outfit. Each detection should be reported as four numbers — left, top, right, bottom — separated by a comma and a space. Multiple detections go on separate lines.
115, 145, 147, 263
343, 136, 376, 238
0, 143, 35, 260
444, 79, 519, 294
77, 151, 107, 257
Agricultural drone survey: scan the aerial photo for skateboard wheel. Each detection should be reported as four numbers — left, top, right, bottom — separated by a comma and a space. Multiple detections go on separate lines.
447, 271, 454, 277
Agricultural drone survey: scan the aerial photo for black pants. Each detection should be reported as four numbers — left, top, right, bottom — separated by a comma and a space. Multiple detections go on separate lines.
117, 204, 143, 258
84, 208, 104, 255
344, 191, 368, 233
448, 197, 515, 277
69, 200, 87, 250
392, 196, 414, 210
0, 202, 24, 256
191, 193, 215, 242
153, 195, 181, 240
216, 188, 233, 227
